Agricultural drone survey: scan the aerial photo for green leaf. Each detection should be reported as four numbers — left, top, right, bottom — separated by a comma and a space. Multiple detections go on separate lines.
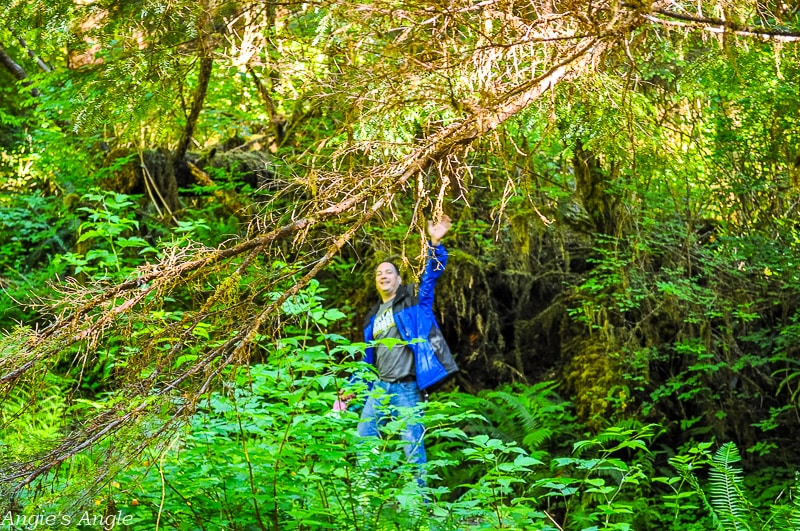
77, 229, 104, 243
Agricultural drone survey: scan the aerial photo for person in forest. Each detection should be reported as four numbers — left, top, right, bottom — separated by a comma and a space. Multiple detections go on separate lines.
341, 215, 459, 474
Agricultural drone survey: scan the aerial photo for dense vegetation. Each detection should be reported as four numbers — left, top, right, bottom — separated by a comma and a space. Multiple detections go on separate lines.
2, 0, 800, 529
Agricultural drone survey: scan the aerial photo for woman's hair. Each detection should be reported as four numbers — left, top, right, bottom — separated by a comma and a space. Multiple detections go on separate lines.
375, 260, 401, 275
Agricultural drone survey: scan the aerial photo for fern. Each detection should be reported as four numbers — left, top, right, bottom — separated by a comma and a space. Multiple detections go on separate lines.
427, 383, 569, 497
672, 442, 755, 531
484, 381, 567, 452
708, 442, 751, 531
768, 477, 800, 530
484, 389, 552, 449
667, 442, 800, 531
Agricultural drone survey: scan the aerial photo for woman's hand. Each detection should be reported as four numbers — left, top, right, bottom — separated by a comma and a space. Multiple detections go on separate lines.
333, 389, 355, 412
427, 214, 452, 246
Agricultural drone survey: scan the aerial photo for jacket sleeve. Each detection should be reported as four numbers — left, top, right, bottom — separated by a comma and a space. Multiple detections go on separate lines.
417, 242, 447, 314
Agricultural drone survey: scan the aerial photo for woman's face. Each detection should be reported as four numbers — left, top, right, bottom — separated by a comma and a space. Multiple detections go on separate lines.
375, 262, 401, 301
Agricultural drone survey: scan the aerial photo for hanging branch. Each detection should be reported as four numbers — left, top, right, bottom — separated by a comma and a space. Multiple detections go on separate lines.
2, 0, 799, 505
248, 67, 289, 149
648, 8, 800, 42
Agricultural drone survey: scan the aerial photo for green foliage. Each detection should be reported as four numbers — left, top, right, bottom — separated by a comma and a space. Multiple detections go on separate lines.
118, 363, 363, 530
548, 423, 658, 530
2, 1, 800, 529
53, 190, 157, 279
0, 193, 77, 325
0, 375, 67, 462
0, 287, 670, 531
0, 195, 70, 272
453, 382, 573, 454
661, 441, 800, 531
112, 379, 666, 530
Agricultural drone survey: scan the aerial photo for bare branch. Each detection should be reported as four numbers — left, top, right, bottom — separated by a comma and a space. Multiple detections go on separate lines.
649, 8, 800, 42
16, 34, 52, 73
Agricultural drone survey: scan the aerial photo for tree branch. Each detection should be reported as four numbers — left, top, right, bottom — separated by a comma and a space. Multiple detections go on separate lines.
0, 42, 28, 81
649, 9, 800, 42
173, 56, 214, 165
248, 67, 289, 150
0, 42, 40, 97
16, 34, 52, 73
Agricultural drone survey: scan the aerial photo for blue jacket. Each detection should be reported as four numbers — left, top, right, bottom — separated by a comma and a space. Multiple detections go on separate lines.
363, 243, 459, 390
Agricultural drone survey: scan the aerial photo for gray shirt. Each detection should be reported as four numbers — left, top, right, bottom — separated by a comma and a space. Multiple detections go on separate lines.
372, 299, 415, 382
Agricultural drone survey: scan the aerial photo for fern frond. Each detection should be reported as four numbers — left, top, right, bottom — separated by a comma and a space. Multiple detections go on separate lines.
708, 442, 752, 531
486, 391, 538, 428
485, 388, 556, 451
793, 488, 800, 529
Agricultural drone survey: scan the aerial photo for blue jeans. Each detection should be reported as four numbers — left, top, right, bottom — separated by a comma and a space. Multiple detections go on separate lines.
357, 380, 427, 466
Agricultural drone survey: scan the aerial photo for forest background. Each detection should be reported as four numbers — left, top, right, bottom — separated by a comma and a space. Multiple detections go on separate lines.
1, 0, 800, 530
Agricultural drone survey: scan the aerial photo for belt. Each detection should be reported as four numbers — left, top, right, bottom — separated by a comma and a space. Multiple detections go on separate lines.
386, 374, 416, 384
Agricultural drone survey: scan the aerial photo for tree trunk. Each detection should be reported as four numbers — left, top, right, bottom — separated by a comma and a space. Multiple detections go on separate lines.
0, 43, 38, 97
172, 56, 214, 167
164, 1, 218, 216
573, 141, 619, 236
0, 44, 28, 80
